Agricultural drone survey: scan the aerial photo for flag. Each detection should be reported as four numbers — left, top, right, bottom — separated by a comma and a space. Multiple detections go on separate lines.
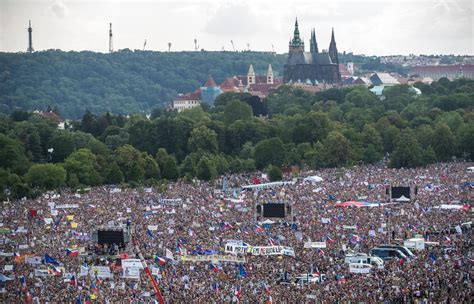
444, 236, 451, 244
349, 234, 359, 244
91, 282, 98, 293
70, 274, 77, 287
223, 222, 233, 229
254, 225, 263, 232
165, 248, 174, 260
154, 256, 166, 266
326, 236, 335, 244
212, 282, 219, 295
428, 252, 437, 263
239, 264, 247, 277
267, 238, 276, 246
408, 224, 418, 232
188, 228, 194, 237
328, 194, 335, 201
234, 285, 241, 297
317, 248, 325, 256
66, 248, 79, 257
20, 276, 26, 289
209, 263, 221, 273
262, 282, 270, 295
147, 229, 154, 239
45, 254, 59, 265
47, 265, 62, 276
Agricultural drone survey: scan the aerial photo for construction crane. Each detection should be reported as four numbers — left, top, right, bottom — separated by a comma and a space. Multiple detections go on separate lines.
194, 38, 199, 51
272, 44, 275, 53
143, 39, 147, 51
130, 228, 166, 304
231, 40, 235, 52
247, 43, 250, 51
168, 42, 172, 52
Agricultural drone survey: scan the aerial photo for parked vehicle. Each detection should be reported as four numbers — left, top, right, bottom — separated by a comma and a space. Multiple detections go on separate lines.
370, 247, 408, 260
344, 253, 384, 266
376, 244, 416, 259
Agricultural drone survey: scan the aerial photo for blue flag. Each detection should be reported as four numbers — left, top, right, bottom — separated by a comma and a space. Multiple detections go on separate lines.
239, 264, 247, 277
45, 254, 59, 265
147, 229, 154, 239
428, 252, 437, 263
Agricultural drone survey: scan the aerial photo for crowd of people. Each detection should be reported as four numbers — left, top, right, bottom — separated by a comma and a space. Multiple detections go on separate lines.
1, 162, 472, 303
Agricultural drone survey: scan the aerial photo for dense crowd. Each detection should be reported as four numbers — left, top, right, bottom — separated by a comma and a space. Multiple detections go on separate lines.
1, 162, 472, 303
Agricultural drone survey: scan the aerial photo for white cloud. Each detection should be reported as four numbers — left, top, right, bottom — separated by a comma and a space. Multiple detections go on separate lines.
49, 0, 69, 18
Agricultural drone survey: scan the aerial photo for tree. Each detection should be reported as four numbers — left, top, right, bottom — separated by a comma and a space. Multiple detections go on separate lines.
223, 100, 253, 125
104, 161, 124, 184
196, 156, 217, 181
188, 126, 218, 153
360, 125, 383, 164
63, 148, 102, 186
267, 164, 282, 181
143, 154, 160, 180
114, 145, 146, 182
320, 131, 352, 167
26, 163, 66, 190
253, 137, 285, 169
162, 156, 179, 181
430, 123, 457, 161
0, 134, 30, 174
389, 130, 424, 168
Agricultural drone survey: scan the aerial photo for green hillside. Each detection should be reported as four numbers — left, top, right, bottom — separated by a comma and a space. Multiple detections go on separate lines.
0, 50, 286, 119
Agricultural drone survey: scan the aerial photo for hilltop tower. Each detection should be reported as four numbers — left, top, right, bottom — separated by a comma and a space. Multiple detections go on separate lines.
27, 20, 34, 53
309, 28, 318, 54
109, 23, 114, 53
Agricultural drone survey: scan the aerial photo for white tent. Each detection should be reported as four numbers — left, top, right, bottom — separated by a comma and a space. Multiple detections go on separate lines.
304, 176, 323, 183
395, 195, 410, 202
261, 219, 276, 225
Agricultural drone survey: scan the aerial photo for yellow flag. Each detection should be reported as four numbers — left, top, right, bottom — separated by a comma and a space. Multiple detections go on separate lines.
66, 215, 74, 221
71, 222, 78, 228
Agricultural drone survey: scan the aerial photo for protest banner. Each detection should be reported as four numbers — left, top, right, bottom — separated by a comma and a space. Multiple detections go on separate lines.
349, 263, 372, 274
122, 259, 144, 269
123, 267, 140, 279
34, 269, 49, 277
91, 266, 112, 278
304, 241, 327, 249
180, 255, 246, 263
224, 243, 295, 257
55, 204, 79, 209
26, 256, 42, 265
147, 225, 158, 231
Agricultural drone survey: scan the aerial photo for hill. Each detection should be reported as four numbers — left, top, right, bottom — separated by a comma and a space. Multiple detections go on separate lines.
0, 50, 286, 119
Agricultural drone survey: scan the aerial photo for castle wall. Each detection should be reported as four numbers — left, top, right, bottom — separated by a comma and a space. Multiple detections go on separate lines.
283, 64, 341, 84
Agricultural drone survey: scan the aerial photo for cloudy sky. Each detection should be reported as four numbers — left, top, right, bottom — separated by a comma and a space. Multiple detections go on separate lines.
1, 0, 472, 55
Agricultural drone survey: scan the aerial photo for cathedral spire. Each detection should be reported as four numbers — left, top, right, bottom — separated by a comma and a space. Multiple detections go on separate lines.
309, 28, 318, 53
328, 27, 339, 65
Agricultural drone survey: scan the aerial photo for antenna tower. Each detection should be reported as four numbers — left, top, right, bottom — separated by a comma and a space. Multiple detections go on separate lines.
231, 40, 235, 52
27, 20, 34, 53
143, 39, 147, 51
194, 39, 199, 51
109, 23, 114, 53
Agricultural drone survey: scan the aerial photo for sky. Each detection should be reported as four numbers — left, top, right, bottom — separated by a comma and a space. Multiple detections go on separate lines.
0, 0, 473, 55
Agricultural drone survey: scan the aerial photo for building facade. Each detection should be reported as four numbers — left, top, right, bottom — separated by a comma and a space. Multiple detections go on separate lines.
283, 19, 341, 84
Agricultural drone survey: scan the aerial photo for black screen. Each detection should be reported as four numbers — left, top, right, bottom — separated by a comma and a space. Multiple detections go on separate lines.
97, 230, 124, 244
391, 187, 410, 199
263, 203, 285, 218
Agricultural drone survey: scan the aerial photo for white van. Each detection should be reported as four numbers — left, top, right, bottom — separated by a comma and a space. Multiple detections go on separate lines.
466, 167, 474, 173
344, 253, 384, 267
403, 238, 425, 251
349, 262, 373, 274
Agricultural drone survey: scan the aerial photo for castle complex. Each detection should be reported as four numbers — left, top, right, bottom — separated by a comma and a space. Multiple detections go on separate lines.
283, 19, 341, 84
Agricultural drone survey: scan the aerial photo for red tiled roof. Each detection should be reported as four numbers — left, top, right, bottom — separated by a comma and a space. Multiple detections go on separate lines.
204, 75, 217, 87
176, 91, 201, 100
38, 111, 64, 123
339, 64, 351, 77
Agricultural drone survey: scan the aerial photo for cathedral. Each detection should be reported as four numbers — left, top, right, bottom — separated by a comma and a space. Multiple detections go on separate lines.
283, 19, 341, 84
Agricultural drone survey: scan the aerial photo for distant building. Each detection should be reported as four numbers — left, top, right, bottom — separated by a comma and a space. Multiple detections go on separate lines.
200, 75, 222, 104
352, 76, 372, 86
410, 65, 474, 80
283, 19, 341, 84
369, 73, 400, 86
172, 91, 201, 112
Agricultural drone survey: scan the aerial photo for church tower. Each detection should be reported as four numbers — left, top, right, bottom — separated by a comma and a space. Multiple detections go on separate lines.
309, 28, 318, 54
266, 64, 274, 84
289, 18, 304, 53
328, 28, 339, 65
247, 64, 256, 85
27, 20, 34, 53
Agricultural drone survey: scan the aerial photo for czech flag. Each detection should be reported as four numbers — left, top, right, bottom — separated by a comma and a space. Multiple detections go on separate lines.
234, 286, 241, 297
66, 248, 79, 257
209, 263, 221, 273
154, 256, 166, 266
254, 225, 263, 232
317, 248, 325, 256
326, 235, 335, 244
